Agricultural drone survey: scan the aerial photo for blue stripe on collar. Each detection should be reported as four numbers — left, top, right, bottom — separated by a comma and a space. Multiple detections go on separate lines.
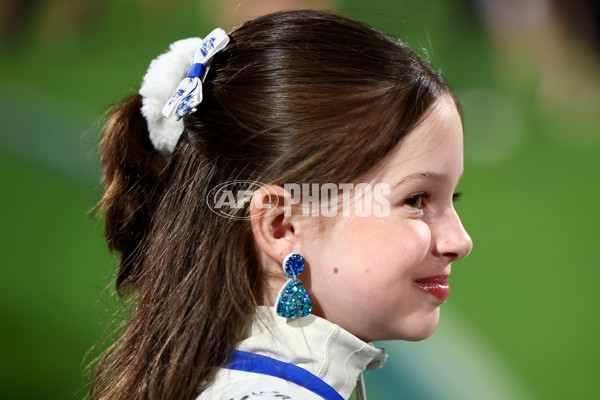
224, 350, 344, 400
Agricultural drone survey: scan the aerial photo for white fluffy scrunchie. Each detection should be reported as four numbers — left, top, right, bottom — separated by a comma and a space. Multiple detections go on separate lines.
139, 28, 230, 153
139, 38, 201, 153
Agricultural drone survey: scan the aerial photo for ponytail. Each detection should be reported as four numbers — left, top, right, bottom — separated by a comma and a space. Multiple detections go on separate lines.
94, 94, 167, 289
91, 93, 260, 400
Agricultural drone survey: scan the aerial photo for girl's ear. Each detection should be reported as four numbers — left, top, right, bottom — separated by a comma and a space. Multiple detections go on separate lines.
250, 185, 299, 267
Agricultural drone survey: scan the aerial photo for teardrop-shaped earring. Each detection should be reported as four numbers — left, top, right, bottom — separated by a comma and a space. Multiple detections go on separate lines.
275, 253, 313, 319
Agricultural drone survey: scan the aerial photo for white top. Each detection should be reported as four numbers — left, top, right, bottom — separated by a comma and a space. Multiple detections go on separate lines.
196, 306, 388, 400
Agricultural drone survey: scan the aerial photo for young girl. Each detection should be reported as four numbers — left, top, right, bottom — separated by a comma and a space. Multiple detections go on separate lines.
91, 9, 472, 400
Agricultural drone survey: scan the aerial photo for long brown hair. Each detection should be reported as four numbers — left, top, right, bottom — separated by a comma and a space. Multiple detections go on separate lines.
90, 9, 453, 400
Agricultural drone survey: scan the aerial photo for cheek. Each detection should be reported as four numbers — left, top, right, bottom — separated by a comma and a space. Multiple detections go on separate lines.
335, 216, 432, 276
393, 221, 432, 267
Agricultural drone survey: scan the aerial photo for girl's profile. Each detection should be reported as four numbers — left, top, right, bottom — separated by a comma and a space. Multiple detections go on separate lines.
91, 9, 472, 400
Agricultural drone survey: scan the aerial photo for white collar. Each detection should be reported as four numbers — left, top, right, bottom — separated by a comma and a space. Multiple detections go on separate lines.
236, 306, 388, 399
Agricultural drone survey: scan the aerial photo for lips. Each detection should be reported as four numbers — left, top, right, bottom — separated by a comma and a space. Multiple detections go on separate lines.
413, 275, 450, 302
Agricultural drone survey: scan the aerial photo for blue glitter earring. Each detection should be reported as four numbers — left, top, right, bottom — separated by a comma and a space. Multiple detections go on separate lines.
275, 253, 313, 319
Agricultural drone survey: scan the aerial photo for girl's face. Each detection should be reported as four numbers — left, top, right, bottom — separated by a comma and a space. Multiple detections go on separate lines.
297, 96, 473, 342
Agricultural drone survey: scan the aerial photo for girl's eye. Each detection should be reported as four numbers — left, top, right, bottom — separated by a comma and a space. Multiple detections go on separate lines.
452, 192, 462, 202
404, 193, 429, 209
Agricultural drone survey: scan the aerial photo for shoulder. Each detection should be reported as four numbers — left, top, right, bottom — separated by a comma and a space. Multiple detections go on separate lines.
196, 368, 325, 400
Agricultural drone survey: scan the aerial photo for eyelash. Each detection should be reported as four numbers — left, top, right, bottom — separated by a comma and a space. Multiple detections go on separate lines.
404, 192, 463, 209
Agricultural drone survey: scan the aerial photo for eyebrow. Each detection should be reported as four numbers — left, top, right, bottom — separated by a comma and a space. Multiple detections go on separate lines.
392, 171, 463, 188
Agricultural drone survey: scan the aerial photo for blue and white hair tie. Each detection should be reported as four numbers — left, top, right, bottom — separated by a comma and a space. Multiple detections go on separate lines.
139, 28, 229, 152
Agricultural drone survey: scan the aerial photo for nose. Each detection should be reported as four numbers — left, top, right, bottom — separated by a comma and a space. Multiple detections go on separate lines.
434, 208, 473, 261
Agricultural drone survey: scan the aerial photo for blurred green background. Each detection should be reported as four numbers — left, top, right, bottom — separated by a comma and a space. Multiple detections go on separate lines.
1, 0, 598, 399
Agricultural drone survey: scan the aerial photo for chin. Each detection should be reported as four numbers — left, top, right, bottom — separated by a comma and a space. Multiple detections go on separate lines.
401, 327, 437, 342
395, 310, 441, 342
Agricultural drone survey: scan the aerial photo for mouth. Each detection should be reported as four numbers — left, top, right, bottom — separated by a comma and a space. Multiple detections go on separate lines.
413, 275, 450, 302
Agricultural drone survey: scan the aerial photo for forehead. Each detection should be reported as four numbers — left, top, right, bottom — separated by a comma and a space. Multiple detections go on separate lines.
376, 97, 464, 181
